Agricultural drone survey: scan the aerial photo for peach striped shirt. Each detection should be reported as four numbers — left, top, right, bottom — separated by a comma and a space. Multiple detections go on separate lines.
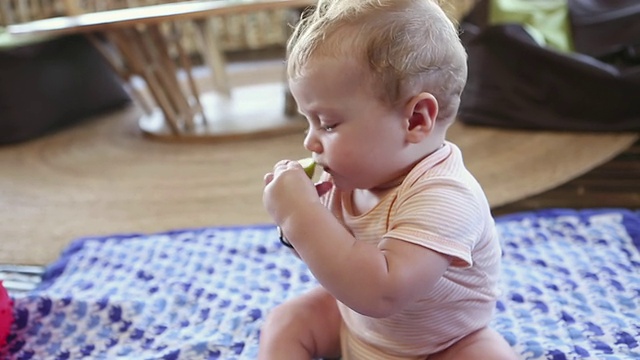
321, 142, 501, 358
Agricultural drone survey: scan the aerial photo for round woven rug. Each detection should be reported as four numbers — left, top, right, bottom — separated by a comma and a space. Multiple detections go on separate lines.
1, 53, 638, 265
0, 103, 636, 265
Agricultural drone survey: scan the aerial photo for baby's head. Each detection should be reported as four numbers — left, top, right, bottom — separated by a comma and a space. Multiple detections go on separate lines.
287, 0, 468, 125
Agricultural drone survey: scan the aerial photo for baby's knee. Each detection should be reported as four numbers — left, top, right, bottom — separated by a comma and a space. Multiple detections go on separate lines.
262, 301, 312, 337
261, 289, 342, 358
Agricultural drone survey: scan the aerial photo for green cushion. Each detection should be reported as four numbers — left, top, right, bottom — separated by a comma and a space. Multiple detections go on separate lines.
489, 0, 574, 52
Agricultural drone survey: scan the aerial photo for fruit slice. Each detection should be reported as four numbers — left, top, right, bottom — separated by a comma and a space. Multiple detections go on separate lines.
298, 158, 316, 179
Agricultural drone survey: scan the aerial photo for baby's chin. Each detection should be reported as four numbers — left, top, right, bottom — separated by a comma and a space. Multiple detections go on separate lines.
323, 170, 378, 192
327, 178, 352, 192
331, 179, 365, 193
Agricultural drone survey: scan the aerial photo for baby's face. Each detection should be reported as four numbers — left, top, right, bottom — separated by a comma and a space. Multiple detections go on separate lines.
289, 57, 412, 191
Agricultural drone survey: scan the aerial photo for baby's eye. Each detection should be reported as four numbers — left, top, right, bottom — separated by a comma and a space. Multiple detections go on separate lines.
321, 123, 337, 132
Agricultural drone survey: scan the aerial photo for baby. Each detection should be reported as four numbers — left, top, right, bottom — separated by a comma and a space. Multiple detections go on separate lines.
261, 0, 518, 359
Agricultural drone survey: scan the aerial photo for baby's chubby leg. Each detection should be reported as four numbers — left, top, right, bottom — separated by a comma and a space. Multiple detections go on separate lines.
429, 327, 519, 360
258, 286, 342, 360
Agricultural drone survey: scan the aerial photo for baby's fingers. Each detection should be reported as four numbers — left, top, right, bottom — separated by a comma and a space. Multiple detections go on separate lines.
264, 172, 274, 185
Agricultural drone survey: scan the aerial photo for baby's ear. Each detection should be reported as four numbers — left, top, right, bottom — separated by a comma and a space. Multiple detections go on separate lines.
404, 92, 438, 143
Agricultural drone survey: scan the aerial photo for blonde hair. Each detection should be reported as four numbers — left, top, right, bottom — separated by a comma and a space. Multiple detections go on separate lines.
287, 0, 468, 121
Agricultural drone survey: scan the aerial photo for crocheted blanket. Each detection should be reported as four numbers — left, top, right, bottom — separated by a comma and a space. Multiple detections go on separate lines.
4, 209, 640, 359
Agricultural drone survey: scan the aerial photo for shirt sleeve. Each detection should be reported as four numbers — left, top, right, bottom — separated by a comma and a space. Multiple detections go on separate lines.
384, 177, 484, 267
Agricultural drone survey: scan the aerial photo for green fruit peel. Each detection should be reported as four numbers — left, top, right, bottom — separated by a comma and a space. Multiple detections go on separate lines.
298, 158, 316, 179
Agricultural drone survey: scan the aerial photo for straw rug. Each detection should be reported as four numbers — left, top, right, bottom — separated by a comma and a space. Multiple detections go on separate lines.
0, 60, 637, 265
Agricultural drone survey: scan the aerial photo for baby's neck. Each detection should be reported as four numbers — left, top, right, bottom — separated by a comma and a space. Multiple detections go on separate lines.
418, 125, 448, 159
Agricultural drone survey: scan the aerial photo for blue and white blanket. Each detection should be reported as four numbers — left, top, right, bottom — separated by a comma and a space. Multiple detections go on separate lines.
4, 209, 640, 359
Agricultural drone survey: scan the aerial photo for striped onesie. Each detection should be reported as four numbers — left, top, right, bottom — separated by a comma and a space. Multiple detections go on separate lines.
320, 142, 501, 359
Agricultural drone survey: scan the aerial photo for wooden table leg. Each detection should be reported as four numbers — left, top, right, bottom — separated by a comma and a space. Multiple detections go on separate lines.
193, 18, 231, 97
108, 27, 182, 134
145, 24, 198, 130
86, 33, 155, 116
171, 21, 207, 126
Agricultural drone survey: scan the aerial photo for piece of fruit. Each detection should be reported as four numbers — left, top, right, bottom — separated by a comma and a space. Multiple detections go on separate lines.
298, 158, 316, 179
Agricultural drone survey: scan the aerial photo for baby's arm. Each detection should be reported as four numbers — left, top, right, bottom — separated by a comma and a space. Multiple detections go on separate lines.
263, 160, 453, 318
281, 201, 451, 318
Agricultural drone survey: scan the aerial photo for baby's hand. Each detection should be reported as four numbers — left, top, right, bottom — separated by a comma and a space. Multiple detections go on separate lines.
295, 157, 333, 197
263, 159, 332, 225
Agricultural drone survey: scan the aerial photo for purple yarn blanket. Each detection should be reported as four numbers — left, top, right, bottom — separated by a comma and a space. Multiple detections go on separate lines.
3, 208, 640, 359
